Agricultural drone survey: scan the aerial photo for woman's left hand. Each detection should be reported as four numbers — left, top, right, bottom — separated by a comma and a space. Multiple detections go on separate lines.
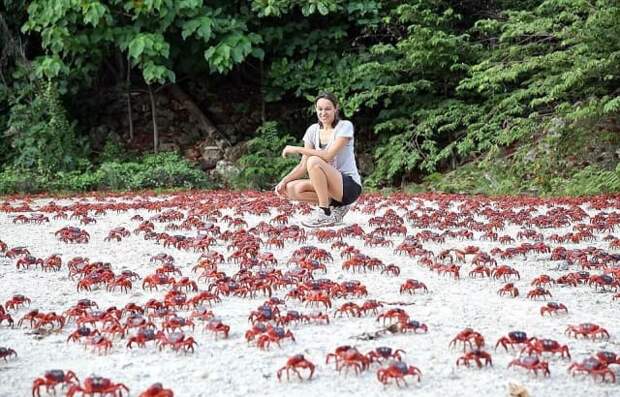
281, 145, 299, 158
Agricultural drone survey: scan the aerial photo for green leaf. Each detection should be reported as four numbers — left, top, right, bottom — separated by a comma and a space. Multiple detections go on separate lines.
128, 36, 145, 60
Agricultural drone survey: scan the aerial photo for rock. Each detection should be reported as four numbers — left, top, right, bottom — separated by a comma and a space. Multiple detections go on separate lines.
356, 152, 374, 175
177, 129, 201, 146
184, 147, 201, 162
158, 142, 180, 153
224, 142, 248, 162
212, 160, 240, 185
200, 146, 223, 170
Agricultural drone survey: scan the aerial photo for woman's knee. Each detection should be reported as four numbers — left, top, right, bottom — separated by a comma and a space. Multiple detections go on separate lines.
306, 156, 325, 172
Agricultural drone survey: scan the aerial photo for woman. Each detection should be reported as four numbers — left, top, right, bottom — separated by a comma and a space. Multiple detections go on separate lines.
275, 92, 362, 227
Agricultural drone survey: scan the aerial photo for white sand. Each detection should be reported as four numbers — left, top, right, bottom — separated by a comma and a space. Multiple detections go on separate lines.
0, 192, 618, 397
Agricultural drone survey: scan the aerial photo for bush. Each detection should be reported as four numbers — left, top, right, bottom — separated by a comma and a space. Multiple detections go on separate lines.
6, 79, 88, 175
233, 121, 298, 190
549, 165, 620, 196
0, 168, 46, 195
0, 152, 214, 195
97, 152, 212, 190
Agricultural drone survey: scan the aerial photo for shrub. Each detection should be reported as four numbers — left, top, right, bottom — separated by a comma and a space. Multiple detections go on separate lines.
234, 121, 298, 190
6, 79, 88, 175
97, 152, 212, 191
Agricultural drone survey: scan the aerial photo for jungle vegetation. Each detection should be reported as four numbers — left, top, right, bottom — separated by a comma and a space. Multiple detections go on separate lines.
1, 0, 619, 195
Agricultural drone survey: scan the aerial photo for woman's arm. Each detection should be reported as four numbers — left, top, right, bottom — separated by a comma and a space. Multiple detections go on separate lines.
282, 137, 348, 162
280, 141, 315, 183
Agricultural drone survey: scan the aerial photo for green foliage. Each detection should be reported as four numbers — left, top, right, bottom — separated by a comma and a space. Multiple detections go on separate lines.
2, 0, 619, 195
550, 166, 620, 196
0, 152, 213, 195
22, 0, 266, 84
5, 79, 87, 175
97, 152, 212, 190
234, 121, 298, 190
97, 138, 131, 164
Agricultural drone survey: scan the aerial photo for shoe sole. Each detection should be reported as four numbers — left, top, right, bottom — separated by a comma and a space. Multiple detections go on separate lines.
301, 220, 338, 228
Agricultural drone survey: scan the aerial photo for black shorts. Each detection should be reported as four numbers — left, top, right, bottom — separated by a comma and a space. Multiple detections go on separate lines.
332, 173, 362, 206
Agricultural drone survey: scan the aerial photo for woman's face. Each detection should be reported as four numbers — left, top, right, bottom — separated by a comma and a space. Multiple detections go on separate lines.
316, 98, 337, 127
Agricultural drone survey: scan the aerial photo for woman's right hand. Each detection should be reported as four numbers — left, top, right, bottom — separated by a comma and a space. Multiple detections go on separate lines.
275, 180, 287, 197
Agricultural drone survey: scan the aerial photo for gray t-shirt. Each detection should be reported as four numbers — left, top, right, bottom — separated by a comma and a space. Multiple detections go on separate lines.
303, 120, 361, 186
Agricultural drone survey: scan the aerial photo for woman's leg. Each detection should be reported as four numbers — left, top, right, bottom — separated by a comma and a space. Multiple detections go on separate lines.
306, 156, 343, 207
285, 180, 319, 204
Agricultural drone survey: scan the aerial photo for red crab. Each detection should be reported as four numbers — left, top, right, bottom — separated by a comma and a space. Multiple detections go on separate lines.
399, 279, 428, 294
497, 283, 519, 297
67, 376, 129, 397
161, 316, 194, 333
540, 302, 568, 316
0, 346, 17, 361
531, 274, 555, 287
126, 328, 158, 349
0, 307, 13, 327
326, 346, 370, 374
5, 246, 30, 258
33, 312, 66, 330
495, 331, 531, 351
139, 383, 174, 397
84, 335, 113, 354
521, 338, 571, 359
377, 308, 408, 325
334, 302, 362, 318
245, 322, 268, 343
172, 277, 198, 292
565, 323, 610, 340
305, 311, 330, 325
508, 356, 550, 376
596, 351, 620, 366
32, 370, 80, 397
277, 354, 315, 382
303, 292, 332, 309
142, 274, 176, 291
399, 319, 428, 334
67, 326, 101, 343
381, 264, 401, 276
256, 326, 295, 349
491, 265, 520, 281
5, 294, 31, 310
469, 265, 491, 278
377, 362, 421, 387
276, 310, 308, 327
456, 349, 493, 368
204, 319, 230, 339
156, 331, 198, 353
360, 300, 384, 316
16, 255, 43, 270
568, 357, 615, 383
367, 347, 405, 364
526, 287, 552, 300
104, 227, 130, 242
449, 328, 485, 352
42, 254, 62, 271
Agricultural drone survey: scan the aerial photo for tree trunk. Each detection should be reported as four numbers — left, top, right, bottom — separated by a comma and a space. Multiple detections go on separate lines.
148, 84, 158, 153
167, 83, 232, 147
260, 59, 266, 124
126, 59, 134, 142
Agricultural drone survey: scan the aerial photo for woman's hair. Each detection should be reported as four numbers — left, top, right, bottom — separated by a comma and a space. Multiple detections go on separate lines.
315, 92, 340, 128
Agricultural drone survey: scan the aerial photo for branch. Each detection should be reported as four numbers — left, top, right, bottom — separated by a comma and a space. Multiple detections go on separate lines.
167, 83, 232, 147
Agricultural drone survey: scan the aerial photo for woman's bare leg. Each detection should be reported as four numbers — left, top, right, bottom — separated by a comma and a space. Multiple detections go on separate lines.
306, 156, 343, 207
285, 180, 319, 203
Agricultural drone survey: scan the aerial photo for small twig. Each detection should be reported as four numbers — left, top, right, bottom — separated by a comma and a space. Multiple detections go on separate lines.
350, 324, 401, 341
378, 301, 415, 306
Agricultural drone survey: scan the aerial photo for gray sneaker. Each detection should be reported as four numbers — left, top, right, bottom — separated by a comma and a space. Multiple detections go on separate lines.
331, 204, 351, 223
301, 208, 337, 228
